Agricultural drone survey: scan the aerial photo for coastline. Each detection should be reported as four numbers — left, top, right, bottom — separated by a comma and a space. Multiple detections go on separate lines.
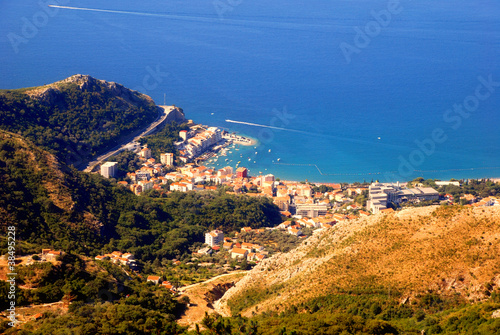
233, 136, 258, 147
223, 132, 258, 147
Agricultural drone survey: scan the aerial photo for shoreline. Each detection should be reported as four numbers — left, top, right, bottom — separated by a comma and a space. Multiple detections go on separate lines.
223, 132, 258, 147
276, 176, 500, 185
192, 124, 500, 184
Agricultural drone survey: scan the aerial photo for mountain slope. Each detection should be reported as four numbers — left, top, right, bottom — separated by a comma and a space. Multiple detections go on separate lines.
0, 74, 159, 166
0, 130, 282, 259
217, 205, 500, 318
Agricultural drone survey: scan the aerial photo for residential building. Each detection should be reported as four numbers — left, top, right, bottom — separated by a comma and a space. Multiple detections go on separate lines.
231, 248, 248, 259
435, 181, 460, 187
295, 203, 328, 218
205, 230, 224, 247
101, 162, 117, 178
179, 130, 188, 141
139, 147, 152, 159
236, 167, 248, 178
147, 275, 161, 285
367, 182, 439, 213
160, 153, 174, 166
138, 180, 153, 192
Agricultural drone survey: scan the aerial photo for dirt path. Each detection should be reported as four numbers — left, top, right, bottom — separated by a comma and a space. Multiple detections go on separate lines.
177, 271, 247, 330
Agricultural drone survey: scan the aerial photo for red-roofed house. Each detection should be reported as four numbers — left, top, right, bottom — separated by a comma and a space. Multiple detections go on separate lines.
147, 276, 161, 285
231, 248, 249, 259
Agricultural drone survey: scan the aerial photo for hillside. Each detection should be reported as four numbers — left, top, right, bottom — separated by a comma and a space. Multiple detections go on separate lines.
0, 252, 186, 334
0, 74, 159, 167
215, 205, 500, 334
0, 130, 282, 259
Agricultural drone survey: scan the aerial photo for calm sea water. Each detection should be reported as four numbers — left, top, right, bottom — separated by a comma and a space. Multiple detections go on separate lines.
1, 0, 499, 182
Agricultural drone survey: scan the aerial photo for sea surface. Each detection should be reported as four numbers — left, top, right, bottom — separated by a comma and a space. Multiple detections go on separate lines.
1, 0, 499, 182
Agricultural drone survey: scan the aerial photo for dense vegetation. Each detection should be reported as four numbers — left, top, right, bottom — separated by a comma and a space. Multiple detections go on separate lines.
0, 76, 158, 166
0, 254, 186, 334
138, 121, 190, 163
408, 177, 500, 199
106, 150, 144, 177
220, 289, 500, 335
0, 131, 282, 262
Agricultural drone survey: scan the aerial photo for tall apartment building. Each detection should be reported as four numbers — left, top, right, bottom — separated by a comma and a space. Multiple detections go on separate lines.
236, 167, 248, 178
160, 153, 174, 166
139, 147, 151, 159
101, 162, 117, 178
205, 230, 224, 247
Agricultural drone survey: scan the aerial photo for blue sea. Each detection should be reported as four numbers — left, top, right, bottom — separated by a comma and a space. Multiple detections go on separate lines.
1, 0, 499, 182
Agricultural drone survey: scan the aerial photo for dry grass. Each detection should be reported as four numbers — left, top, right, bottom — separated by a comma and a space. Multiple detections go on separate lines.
177, 272, 246, 330
221, 206, 500, 317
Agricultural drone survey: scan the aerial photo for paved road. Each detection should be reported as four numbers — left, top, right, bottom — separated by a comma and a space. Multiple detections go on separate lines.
82, 105, 175, 172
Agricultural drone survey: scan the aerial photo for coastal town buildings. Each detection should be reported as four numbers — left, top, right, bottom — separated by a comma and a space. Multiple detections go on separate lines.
205, 230, 224, 247
236, 167, 248, 178
367, 182, 439, 213
100, 162, 117, 178
160, 153, 174, 166
139, 147, 151, 159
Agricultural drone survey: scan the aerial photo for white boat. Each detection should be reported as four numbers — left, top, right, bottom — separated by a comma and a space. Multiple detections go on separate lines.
268, 149, 271, 153
277, 158, 281, 161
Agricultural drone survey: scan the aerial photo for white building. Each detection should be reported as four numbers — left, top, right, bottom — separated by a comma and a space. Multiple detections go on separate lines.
205, 230, 224, 247
435, 181, 460, 187
160, 153, 174, 166
101, 162, 117, 178
139, 147, 151, 159
295, 203, 328, 218
367, 182, 439, 213
138, 180, 153, 192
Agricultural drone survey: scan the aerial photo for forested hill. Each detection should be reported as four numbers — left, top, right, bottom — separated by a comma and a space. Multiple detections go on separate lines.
0, 130, 282, 260
0, 74, 159, 167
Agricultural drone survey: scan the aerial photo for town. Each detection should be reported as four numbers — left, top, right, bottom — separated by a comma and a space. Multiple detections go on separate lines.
100, 126, 500, 219
92, 126, 500, 287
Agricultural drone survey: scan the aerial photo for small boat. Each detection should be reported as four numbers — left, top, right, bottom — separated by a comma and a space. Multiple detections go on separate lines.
268, 149, 271, 153
248, 158, 251, 161
255, 152, 258, 155
277, 158, 281, 161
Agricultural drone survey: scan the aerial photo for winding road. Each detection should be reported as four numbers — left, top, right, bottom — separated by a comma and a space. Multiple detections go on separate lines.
81, 105, 176, 173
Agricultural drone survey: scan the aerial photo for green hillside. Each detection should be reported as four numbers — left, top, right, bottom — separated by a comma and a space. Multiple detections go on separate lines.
0, 74, 158, 167
0, 130, 282, 260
